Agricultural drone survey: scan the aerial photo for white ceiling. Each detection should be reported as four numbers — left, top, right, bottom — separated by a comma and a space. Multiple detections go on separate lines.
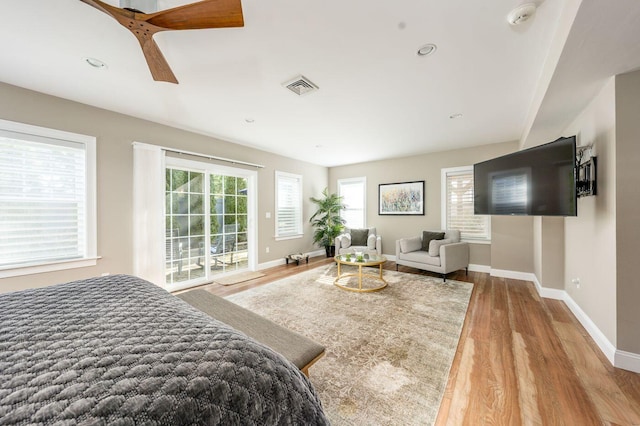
0, 0, 639, 167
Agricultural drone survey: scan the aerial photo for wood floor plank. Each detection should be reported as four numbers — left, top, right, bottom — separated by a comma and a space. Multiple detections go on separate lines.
512, 332, 543, 425
180, 256, 640, 425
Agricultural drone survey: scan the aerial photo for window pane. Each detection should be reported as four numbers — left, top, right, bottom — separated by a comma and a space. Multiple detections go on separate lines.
338, 178, 366, 229
276, 171, 302, 237
171, 169, 188, 192
224, 195, 236, 214
211, 175, 223, 194
224, 176, 236, 195
444, 168, 489, 240
0, 135, 88, 267
189, 172, 203, 193
237, 178, 247, 194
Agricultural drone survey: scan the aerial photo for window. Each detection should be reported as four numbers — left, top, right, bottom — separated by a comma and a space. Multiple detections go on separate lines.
441, 166, 490, 241
164, 159, 255, 289
338, 177, 366, 228
0, 119, 97, 277
275, 171, 303, 239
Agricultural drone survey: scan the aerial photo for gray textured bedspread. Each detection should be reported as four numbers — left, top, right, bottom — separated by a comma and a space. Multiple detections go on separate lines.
0, 274, 329, 425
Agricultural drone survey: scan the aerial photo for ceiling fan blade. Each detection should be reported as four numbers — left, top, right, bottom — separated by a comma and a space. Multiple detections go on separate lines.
140, 38, 179, 83
145, 0, 244, 30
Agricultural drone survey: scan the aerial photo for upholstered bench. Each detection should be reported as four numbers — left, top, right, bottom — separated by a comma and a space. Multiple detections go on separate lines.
177, 289, 325, 376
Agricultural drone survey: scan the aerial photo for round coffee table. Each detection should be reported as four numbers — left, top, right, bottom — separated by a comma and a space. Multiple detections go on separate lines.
334, 253, 388, 292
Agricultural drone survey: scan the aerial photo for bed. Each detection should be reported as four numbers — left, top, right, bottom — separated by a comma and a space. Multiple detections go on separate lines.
0, 274, 329, 425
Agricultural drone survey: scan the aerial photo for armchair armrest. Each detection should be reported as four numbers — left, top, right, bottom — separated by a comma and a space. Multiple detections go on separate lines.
440, 242, 470, 274
335, 233, 351, 249
370, 235, 382, 255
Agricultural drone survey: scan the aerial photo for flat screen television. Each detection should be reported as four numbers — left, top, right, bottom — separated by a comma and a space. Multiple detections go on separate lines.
474, 136, 577, 216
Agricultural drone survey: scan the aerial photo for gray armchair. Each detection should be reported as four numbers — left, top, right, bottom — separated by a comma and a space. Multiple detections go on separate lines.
395, 230, 469, 281
335, 227, 382, 256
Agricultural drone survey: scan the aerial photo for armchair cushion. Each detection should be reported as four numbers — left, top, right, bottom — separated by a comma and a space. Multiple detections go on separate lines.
428, 238, 453, 256
422, 231, 445, 251
350, 228, 369, 246
338, 234, 351, 249
400, 236, 422, 253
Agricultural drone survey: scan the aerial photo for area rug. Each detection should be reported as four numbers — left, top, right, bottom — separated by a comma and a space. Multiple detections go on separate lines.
213, 270, 265, 286
226, 264, 473, 425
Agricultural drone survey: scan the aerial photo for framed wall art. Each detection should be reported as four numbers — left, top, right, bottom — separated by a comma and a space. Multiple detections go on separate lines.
378, 180, 425, 215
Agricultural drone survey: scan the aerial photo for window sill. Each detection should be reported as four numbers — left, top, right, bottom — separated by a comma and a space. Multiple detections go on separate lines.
0, 257, 101, 279
463, 239, 491, 245
275, 234, 303, 241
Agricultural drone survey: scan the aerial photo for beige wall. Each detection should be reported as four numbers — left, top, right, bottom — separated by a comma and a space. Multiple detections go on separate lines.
490, 216, 534, 273
540, 217, 565, 289
328, 141, 518, 267
615, 70, 640, 354
563, 78, 617, 345
0, 82, 328, 293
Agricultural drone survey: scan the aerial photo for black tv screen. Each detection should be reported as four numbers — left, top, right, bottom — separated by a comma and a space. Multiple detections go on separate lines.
474, 136, 577, 216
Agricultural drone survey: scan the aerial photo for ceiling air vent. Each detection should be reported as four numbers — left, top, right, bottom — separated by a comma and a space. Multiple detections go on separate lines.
283, 75, 319, 96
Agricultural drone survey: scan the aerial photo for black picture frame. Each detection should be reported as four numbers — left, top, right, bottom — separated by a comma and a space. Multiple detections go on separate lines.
378, 181, 425, 215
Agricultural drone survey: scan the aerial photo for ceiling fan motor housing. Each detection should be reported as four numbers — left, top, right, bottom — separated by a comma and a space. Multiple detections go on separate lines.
507, 3, 537, 25
120, 0, 157, 13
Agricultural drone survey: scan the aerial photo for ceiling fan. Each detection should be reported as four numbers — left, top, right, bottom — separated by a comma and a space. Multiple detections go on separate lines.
80, 0, 244, 84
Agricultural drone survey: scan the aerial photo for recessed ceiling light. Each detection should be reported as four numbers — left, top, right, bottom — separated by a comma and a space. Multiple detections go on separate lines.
417, 44, 437, 57
449, 113, 463, 119
84, 57, 108, 69
245, 118, 255, 123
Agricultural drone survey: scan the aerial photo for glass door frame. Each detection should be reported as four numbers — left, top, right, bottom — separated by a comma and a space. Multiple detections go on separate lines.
164, 156, 258, 292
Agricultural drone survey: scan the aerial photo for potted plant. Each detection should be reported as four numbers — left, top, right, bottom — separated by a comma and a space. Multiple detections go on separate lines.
310, 188, 346, 257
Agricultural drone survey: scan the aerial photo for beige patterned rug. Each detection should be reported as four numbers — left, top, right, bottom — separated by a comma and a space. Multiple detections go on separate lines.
226, 264, 473, 425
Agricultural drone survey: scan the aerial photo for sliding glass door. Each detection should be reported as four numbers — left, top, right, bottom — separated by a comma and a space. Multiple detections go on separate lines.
164, 158, 256, 289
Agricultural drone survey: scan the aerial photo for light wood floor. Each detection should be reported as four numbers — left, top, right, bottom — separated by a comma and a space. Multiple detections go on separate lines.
190, 256, 640, 425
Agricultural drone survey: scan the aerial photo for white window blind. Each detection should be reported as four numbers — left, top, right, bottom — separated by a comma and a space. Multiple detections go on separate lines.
442, 166, 490, 241
338, 177, 366, 229
275, 171, 302, 238
0, 122, 96, 273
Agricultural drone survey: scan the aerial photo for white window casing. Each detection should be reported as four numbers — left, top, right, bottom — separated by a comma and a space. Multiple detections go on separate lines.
0, 119, 97, 278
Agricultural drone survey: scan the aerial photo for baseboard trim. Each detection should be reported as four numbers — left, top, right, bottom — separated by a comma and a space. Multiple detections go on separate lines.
615, 350, 640, 374
469, 264, 490, 273
495, 268, 640, 373
561, 292, 617, 366
257, 249, 325, 271
490, 268, 536, 281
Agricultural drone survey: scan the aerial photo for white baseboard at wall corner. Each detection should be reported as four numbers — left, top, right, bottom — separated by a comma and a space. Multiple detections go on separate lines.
531, 275, 566, 300
469, 264, 490, 273
561, 292, 617, 366
615, 350, 640, 374
531, 272, 640, 372
490, 268, 537, 282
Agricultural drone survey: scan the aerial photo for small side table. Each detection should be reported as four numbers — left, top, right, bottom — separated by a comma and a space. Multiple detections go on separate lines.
286, 253, 309, 265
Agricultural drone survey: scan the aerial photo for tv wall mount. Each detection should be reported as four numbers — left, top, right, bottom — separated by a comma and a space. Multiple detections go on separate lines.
576, 145, 597, 197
